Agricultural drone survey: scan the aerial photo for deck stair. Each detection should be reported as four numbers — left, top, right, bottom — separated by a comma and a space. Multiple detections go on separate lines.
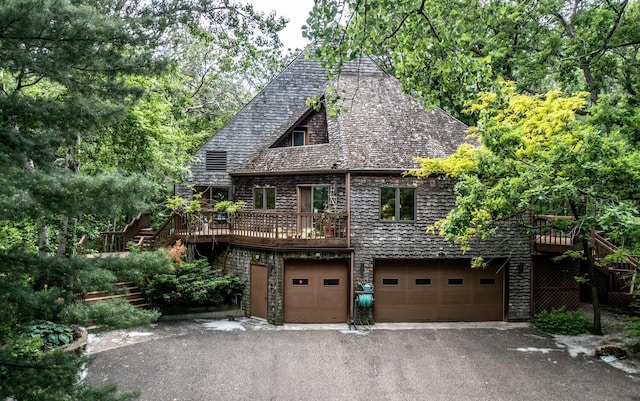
592, 231, 639, 295
82, 282, 149, 308
132, 227, 155, 251
533, 215, 638, 295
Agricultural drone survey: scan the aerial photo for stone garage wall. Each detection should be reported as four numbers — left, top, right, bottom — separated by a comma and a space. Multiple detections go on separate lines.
225, 246, 351, 324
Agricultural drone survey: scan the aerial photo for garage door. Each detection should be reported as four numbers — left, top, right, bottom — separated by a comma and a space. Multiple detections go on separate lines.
284, 260, 349, 323
374, 259, 504, 322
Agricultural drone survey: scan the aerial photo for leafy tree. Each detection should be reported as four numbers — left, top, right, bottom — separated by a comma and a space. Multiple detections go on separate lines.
0, 0, 288, 398
408, 84, 640, 334
304, 0, 640, 132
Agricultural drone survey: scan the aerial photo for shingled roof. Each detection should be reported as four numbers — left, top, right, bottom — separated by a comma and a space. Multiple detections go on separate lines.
186, 51, 387, 186
232, 71, 469, 175
186, 47, 469, 184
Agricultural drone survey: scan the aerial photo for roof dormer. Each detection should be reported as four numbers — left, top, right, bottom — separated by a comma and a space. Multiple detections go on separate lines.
271, 106, 328, 148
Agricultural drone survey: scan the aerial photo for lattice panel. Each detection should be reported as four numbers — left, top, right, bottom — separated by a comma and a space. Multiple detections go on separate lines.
608, 292, 634, 310
533, 255, 580, 314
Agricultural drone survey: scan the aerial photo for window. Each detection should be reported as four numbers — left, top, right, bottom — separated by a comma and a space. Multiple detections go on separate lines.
415, 278, 431, 286
380, 187, 416, 221
480, 278, 496, 285
292, 130, 306, 146
292, 278, 309, 286
312, 186, 329, 212
323, 279, 340, 286
448, 278, 464, 285
254, 187, 276, 210
382, 278, 399, 285
205, 151, 227, 171
193, 186, 229, 207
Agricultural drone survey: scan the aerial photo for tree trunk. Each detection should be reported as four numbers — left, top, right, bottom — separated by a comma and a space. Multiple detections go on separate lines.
582, 234, 603, 335
38, 225, 50, 257
57, 216, 68, 258
569, 200, 602, 335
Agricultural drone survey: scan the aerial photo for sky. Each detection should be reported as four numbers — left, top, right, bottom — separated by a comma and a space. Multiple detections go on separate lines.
248, 0, 315, 51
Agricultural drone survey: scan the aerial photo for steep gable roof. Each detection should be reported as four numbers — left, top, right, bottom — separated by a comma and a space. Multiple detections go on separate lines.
186, 51, 387, 184
232, 73, 468, 175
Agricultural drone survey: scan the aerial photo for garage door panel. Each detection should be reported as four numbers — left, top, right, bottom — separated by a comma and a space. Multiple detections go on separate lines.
408, 291, 438, 304
284, 260, 348, 323
375, 259, 504, 322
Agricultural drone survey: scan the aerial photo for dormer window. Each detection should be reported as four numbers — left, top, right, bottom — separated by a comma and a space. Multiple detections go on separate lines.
292, 130, 306, 146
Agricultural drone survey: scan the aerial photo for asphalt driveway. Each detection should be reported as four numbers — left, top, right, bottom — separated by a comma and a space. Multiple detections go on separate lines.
86, 320, 639, 401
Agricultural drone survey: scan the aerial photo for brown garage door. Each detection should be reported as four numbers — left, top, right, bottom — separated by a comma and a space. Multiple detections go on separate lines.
284, 260, 349, 323
374, 259, 504, 322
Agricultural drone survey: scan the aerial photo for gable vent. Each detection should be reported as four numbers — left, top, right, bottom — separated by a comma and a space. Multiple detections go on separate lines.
205, 151, 227, 171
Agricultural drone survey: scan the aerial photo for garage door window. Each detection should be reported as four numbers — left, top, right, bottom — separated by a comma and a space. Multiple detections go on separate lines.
292, 278, 309, 286
324, 279, 340, 286
382, 278, 399, 285
415, 278, 431, 285
448, 278, 464, 285
480, 278, 496, 285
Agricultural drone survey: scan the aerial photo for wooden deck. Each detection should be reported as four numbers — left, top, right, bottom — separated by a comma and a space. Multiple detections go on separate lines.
532, 215, 579, 253
99, 211, 349, 252
534, 234, 582, 253
173, 227, 348, 248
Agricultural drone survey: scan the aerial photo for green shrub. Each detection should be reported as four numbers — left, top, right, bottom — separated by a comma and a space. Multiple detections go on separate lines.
26, 321, 73, 349
532, 307, 593, 335
59, 300, 160, 330
75, 267, 118, 293
145, 259, 244, 307
92, 249, 173, 285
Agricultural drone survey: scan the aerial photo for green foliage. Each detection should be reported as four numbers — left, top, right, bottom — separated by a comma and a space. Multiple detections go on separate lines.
59, 300, 160, 330
0, 1, 285, 399
408, 84, 640, 255
623, 318, 640, 338
532, 307, 593, 335
0, 345, 139, 401
213, 200, 247, 215
166, 194, 202, 215
26, 321, 73, 349
145, 259, 245, 307
0, 279, 69, 332
89, 249, 174, 286
306, 0, 640, 131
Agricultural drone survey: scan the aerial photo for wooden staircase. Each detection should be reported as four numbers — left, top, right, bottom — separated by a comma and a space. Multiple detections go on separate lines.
98, 212, 178, 253
82, 282, 149, 308
132, 228, 155, 251
592, 231, 639, 295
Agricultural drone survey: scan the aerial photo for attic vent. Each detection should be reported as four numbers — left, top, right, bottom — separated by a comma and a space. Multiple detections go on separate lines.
205, 151, 227, 171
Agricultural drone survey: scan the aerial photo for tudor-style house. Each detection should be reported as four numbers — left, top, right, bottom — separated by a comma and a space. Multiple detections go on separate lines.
175, 52, 532, 324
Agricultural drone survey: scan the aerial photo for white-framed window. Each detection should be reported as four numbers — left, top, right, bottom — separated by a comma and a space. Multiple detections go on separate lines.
292, 130, 306, 146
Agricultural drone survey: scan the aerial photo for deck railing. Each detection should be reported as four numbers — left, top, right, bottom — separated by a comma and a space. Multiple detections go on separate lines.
98, 212, 151, 253
592, 230, 639, 294
99, 210, 349, 252
173, 210, 348, 240
533, 215, 578, 248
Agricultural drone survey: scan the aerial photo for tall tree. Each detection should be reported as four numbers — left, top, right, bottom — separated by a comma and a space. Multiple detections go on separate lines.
408, 85, 640, 334
305, 0, 640, 131
0, 0, 287, 252
0, 1, 287, 398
